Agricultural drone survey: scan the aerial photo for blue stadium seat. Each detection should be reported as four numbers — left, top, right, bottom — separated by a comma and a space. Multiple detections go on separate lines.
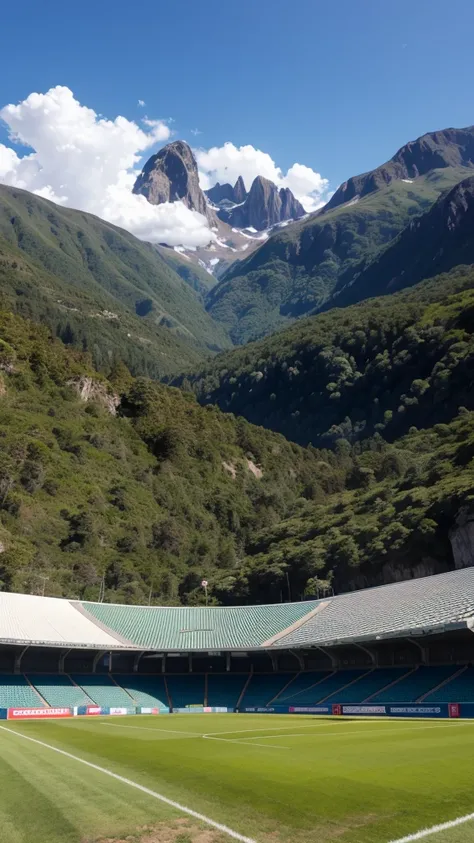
371, 666, 460, 703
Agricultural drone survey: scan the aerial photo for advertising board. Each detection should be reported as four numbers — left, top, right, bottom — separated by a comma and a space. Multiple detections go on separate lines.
86, 706, 102, 716
109, 707, 128, 716
289, 706, 330, 714
343, 705, 387, 715
8, 707, 71, 720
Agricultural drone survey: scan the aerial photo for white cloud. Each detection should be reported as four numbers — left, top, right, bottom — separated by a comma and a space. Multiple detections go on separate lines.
195, 141, 330, 212
0, 86, 212, 248
138, 99, 146, 107
190, 128, 202, 136
141, 117, 171, 139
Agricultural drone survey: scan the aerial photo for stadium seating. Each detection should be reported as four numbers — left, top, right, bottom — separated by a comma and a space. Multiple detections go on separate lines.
370, 666, 460, 703
423, 667, 474, 702
0, 675, 45, 708
166, 674, 205, 708
28, 675, 93, 707
207, 673, 248, 708
240, 673, 296, 707
1, 568, 473, 653
71, 674, 133, 707
276, 569, 474, 648
78, 600, 320, 650
272, 671, 333, 703
115, 675, 169, 710
322, 668, 411, 704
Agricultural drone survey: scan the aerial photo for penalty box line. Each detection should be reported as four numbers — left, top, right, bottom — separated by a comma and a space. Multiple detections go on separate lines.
388, 812, 474, 843
0, 725, 256, 843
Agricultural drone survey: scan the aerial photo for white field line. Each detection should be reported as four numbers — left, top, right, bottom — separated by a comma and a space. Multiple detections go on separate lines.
230, 721, 474, 744
100, 722, 204, 737
0, 725, 256, 843
202, 735, 290, 750
387, 812, 474, 842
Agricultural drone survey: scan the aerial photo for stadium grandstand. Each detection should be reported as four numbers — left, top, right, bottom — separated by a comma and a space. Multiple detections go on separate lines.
0, 567, 473, 713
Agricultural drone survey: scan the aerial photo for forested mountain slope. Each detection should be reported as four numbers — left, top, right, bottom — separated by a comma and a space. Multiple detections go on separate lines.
0, 308, 325, 604
0, 185, 230, 378
324, 175, 474, 311
177, 266, 474, 447
206, 166, 472, 344
0, 287, 472, 603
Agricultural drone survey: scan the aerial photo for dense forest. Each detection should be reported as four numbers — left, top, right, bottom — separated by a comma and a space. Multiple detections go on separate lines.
0, 296, 472, 605
178, 266, 474, 448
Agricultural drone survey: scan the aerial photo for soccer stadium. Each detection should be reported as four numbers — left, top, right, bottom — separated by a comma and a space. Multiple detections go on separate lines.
1, 567, 474, 843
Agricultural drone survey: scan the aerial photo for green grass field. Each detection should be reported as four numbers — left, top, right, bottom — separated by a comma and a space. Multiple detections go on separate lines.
1, 714, 473, 843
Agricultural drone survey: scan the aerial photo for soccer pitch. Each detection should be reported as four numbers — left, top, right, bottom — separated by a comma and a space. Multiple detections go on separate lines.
1, 714, 473, 843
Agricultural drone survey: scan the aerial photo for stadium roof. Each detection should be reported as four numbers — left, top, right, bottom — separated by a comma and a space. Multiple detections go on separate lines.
0, 568, 473, 652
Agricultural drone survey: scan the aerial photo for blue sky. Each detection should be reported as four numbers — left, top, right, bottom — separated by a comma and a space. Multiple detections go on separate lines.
1, 0, 473, 187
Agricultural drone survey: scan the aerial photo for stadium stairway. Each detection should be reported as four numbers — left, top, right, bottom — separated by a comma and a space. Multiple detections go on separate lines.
323, 668, 412, 704
422, 666, 474, 702
240, 673, 296, 707
113, 675, 169, 710
0, 675, 46, 708
28, 674, 94, 708
370, 666, 460, 703
71, 674, 135, 708
271, 671, 333, 704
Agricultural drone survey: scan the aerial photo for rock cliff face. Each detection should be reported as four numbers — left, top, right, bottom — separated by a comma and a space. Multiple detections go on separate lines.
133, 141, 215, 223
325, 125, 474, 211
218, 176, 306, 230
449, 507, 474, 569
206, 177, 248, 206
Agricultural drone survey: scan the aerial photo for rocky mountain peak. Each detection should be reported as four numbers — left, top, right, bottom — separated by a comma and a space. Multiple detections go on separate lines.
209, 174, 306, 231
133, 140, 215, 224
233, 176, 247, 203
325, 125, 474, 212
206, 176, 248, 207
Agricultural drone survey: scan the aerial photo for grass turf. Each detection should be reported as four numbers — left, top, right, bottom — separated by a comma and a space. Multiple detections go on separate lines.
0, 714, 473, 843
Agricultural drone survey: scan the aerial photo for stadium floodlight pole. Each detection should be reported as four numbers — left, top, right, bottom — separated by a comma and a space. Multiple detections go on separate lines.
201, 579, 209, 606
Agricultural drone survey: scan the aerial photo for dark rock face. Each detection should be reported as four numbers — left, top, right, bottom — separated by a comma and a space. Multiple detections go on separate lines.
326, 125, 474, 211
206, 182, 238, 205
133, 141, 215, 223
217, 176, 306, 230
233, 176, 247, 203
279, 187, 306, 222
206, 177, 248, 207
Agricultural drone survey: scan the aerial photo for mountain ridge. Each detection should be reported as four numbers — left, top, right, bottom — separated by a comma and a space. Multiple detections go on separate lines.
325, 125, 474, 212
0, 184, 230, 377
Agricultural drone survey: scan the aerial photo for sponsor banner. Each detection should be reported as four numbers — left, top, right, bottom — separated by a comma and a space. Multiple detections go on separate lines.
175, 707, 204, 714
244, 707, 275, 713
289, 706, 330, 714
389, 705, 442, 717
86, 706, 102, 716
109, 707, 128, 716
332, 704, 342, 716
343, 705, 387, 715
140, 707, 160, 715
449, 703, 460, 719
8, 707, 71, 720
0, 708, 7, 720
